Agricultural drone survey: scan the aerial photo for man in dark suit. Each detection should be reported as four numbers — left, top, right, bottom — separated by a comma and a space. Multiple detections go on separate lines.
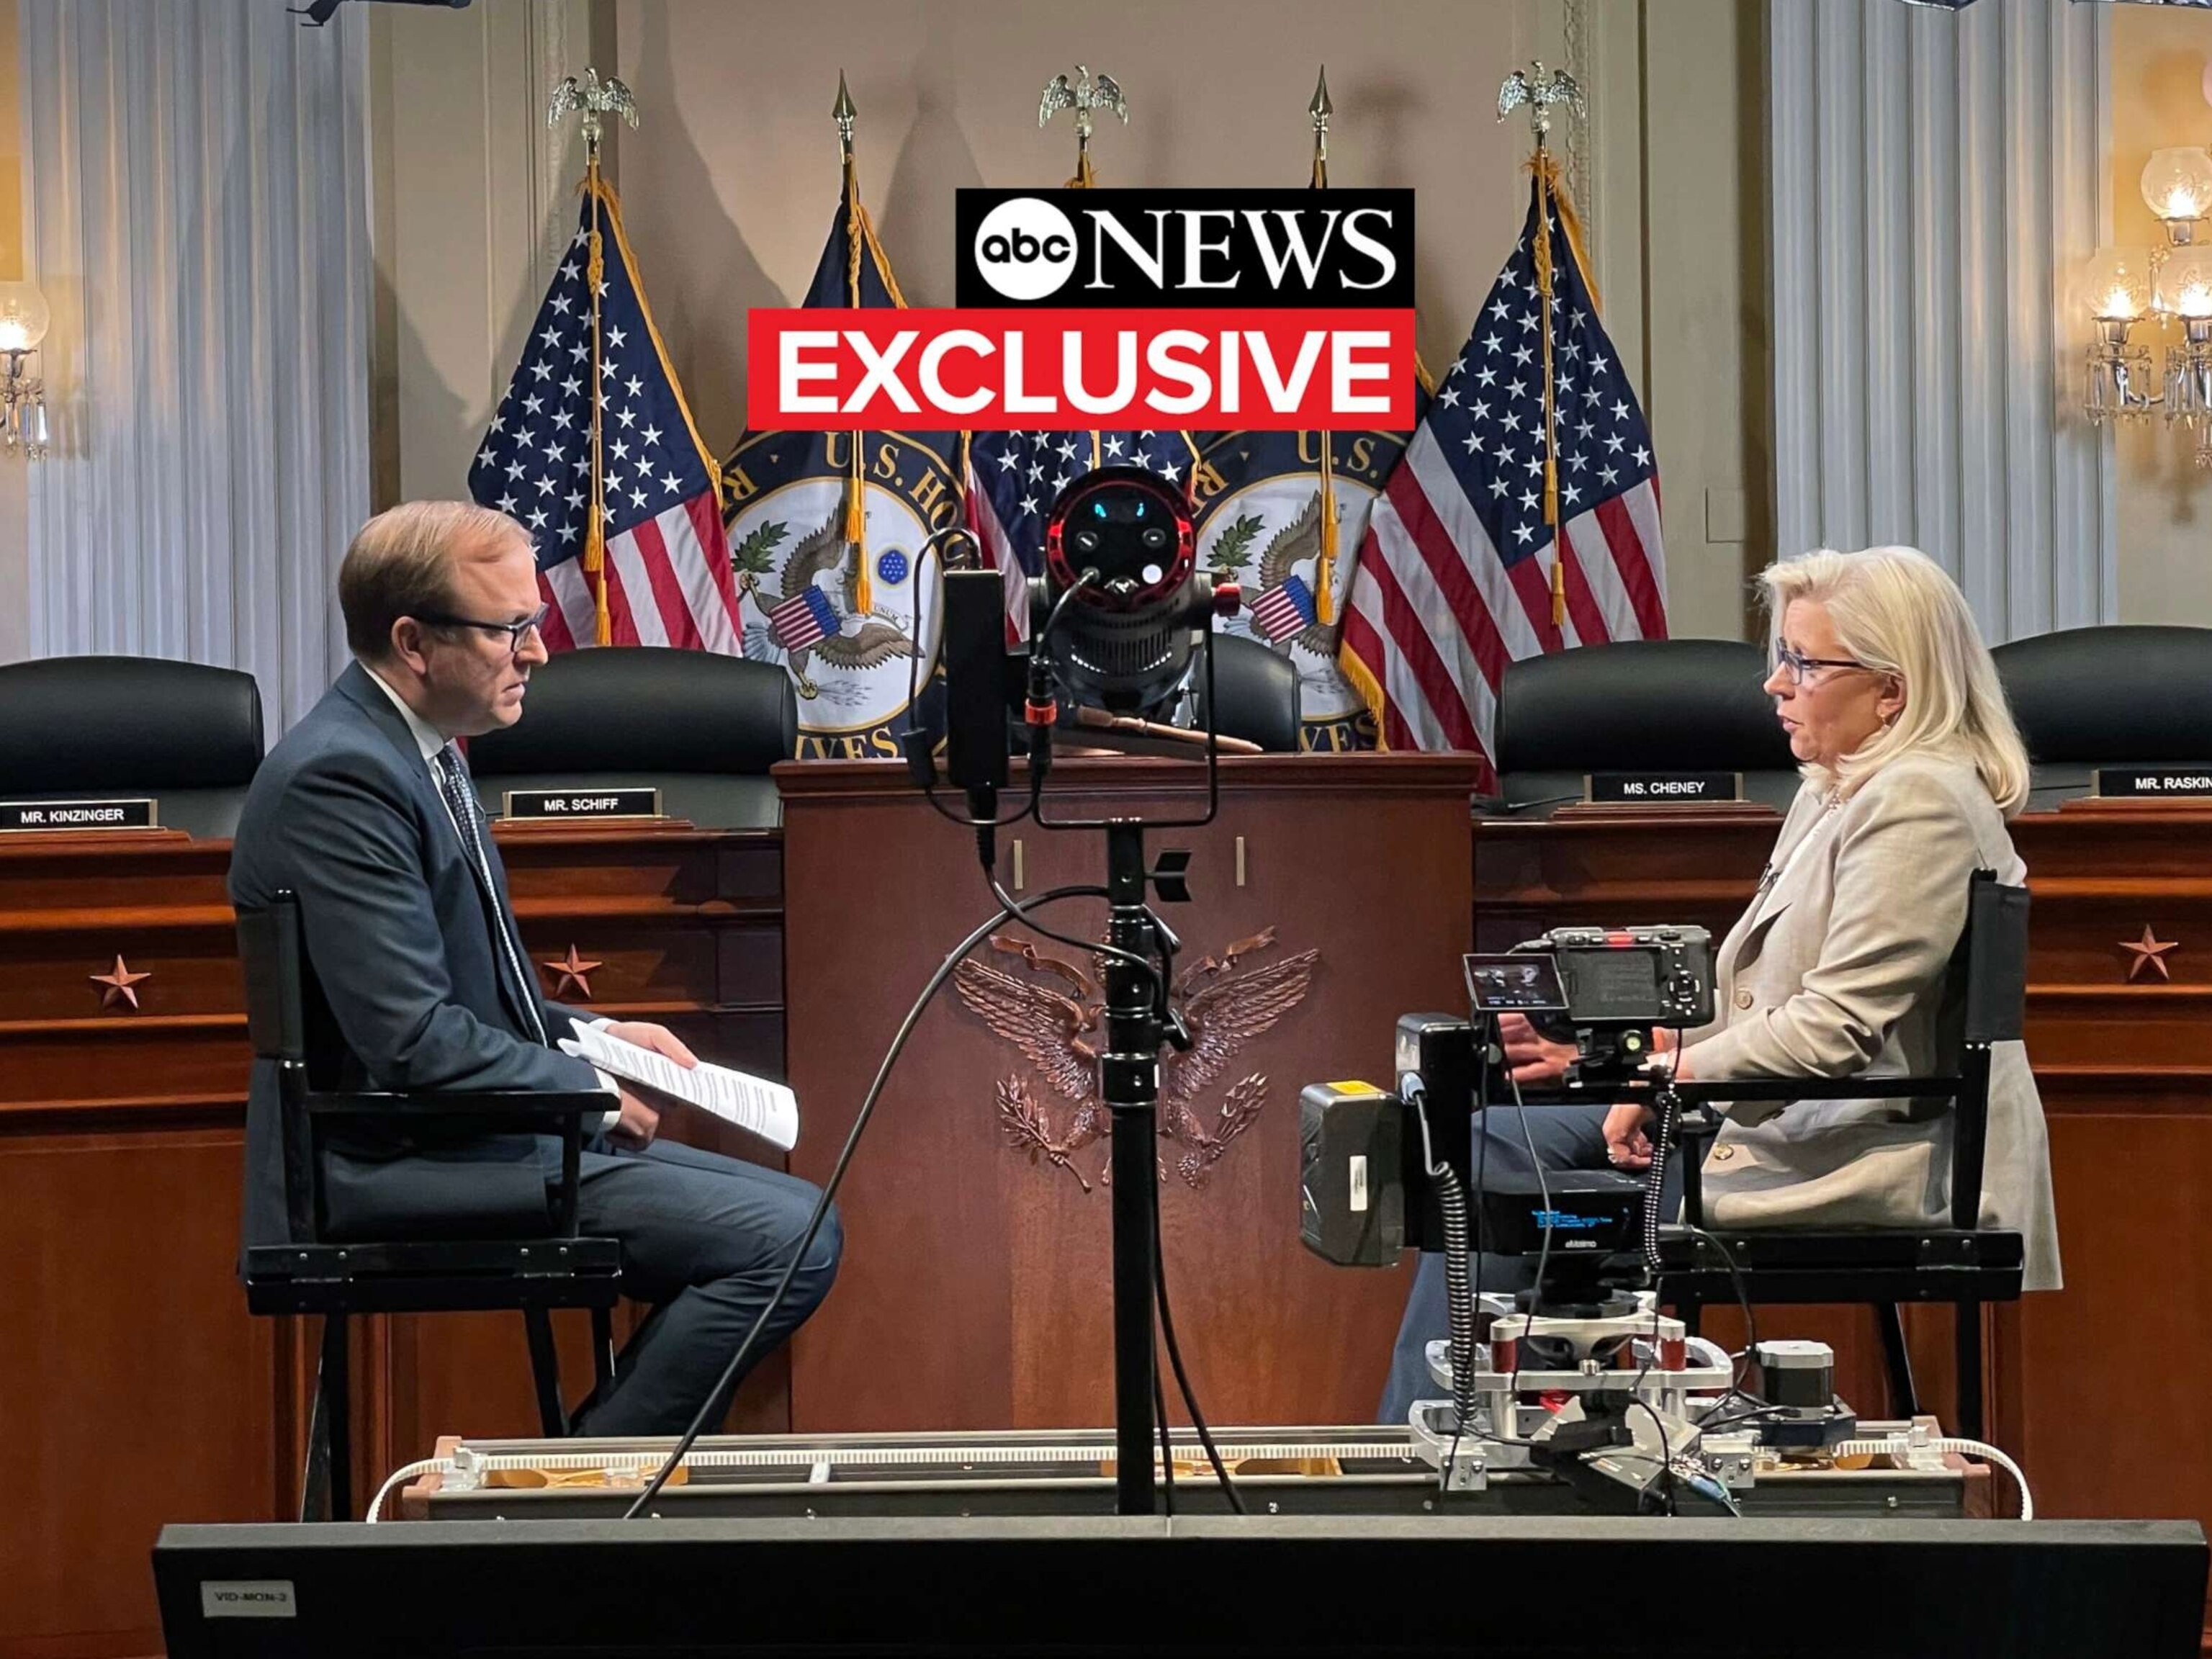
232, 500, 840, 1435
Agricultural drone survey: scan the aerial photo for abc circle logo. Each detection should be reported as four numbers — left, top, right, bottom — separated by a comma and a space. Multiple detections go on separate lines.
974, 197, 1077, 301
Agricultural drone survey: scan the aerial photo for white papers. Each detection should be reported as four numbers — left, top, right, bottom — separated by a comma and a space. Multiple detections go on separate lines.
560, 1020, 800, 1151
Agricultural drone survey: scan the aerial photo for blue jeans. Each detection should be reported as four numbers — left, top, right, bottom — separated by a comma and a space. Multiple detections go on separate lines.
569, 1136, 842, 1436
1375, 1102, 1683, 1424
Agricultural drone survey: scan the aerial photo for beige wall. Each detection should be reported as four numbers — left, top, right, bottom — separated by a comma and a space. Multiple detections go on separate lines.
372, 0, 1769, 640
2110, 5, 2212, 627
0, 1, 27, 664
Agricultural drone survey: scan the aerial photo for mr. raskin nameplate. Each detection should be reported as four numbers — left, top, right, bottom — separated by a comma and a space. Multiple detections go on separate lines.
2095, 768, 2212, 799
0, 797, 158, 832
1585, 772, 1741, 804
501, 787, 662, 822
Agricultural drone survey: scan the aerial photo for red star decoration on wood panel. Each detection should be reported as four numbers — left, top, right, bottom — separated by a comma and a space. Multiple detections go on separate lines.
542, 944, 603, 999
90, 955, 152, 1010
2119, 926, 2179, 983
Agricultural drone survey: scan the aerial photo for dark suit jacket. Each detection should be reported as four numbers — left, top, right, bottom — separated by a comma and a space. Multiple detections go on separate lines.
230, 660, 600, 1247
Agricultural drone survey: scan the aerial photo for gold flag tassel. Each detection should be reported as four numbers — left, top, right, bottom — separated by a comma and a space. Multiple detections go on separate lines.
585, 168, 612, 646
1309, 67, 1337, 627
1531, 154, 1566, 634
835, 73, 872, 617
547, 67, 641, 648
1315, 441, 1339, 626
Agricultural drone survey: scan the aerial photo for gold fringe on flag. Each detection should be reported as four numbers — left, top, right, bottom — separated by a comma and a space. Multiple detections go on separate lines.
840, 135, 873, 616
584, 153, 612, 645
1530, 152, 1566, 633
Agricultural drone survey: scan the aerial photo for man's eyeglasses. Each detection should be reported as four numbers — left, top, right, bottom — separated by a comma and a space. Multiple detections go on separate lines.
415, 604, 550, 658
1769, 642, 1871, 685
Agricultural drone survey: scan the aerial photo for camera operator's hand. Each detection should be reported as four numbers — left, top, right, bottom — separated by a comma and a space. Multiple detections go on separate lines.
1604, 1103, 1656, 1171
1498, 1012, 1576, 1086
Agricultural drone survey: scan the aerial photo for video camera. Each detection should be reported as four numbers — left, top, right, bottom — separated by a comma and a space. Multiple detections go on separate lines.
1468, 923, 1716, 1084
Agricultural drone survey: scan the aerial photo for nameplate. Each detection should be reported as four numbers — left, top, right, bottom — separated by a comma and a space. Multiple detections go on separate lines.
1585, 772, 1741, 804
0, 797, 158, 832
501, 787, 663, 821
2095, 768, 2212, 799
199, 1580, 297, 1619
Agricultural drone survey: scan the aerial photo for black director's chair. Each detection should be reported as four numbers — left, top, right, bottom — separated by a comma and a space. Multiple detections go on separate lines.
235, 891, 624, 1521
1650, 870, 2033, 1439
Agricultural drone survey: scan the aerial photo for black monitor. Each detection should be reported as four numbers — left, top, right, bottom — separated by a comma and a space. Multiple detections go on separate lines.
154, 1516, 2208, 1658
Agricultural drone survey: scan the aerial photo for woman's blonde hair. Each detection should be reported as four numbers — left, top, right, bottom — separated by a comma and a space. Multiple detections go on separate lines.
1759, 545, 2030, 815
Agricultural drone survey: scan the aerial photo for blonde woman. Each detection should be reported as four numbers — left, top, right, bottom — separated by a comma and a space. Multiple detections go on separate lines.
1381, 546, 2060, 1421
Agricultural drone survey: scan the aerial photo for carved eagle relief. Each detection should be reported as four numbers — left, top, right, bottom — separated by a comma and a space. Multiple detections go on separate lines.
953, 927, 1320, 1192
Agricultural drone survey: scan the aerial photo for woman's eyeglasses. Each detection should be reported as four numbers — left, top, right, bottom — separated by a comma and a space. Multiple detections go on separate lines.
1769, 642, 1870, 685
415, 604, 551, 659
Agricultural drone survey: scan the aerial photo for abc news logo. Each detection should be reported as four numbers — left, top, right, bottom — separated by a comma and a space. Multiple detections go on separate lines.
956, 187, 1413, 309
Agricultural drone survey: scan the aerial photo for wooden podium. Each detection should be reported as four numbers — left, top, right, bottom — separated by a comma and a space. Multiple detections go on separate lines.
775, 754, 1480, 1431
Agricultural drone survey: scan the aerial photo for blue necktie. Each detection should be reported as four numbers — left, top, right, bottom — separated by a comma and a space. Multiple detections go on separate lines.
433, 744, 548, 1046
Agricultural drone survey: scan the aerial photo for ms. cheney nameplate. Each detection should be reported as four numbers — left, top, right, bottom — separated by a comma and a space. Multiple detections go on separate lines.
1585, 772, 1741, 804
2095, 768, 2212, 799
500, 787, 663, 822
0, 798, 158, 832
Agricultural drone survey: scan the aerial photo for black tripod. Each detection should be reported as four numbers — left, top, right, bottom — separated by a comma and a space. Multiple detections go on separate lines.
1096, 822, 1195, 1514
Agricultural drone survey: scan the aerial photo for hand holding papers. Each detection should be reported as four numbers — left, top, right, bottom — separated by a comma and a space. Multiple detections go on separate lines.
561, 1019, 800, 1151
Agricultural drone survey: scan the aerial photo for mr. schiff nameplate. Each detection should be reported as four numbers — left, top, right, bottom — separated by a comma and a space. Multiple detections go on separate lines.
2094, 767, 2212, 799
500, 788, 663, 822
0, 798, 159, 832
1584, 772, 1742, 804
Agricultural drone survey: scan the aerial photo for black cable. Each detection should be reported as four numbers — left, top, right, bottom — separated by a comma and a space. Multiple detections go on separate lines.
618, 881, 1113, 1519
1686, 1223, 1760, 1398
1503, 1067, 1553, 1406
1145, 1128, 1176, 1517
987, 875, 1170, 1010
1152, 1359, 1174, 1516
1152, 1205, 1245, 1514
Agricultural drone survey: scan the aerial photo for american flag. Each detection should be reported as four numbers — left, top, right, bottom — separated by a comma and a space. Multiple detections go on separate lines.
1339, 174, 1666, 776
963, 430, 1195, 642
1249, 573, 1317, 642
470, 179, 739, 655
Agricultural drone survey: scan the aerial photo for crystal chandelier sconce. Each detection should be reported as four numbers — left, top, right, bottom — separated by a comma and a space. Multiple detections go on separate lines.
2085, 148, 2212, 469
0, 282, 50, 461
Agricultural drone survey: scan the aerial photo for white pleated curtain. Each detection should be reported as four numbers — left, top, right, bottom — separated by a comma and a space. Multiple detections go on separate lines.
19, 0, 370, 733
1768, 0, 2117, 641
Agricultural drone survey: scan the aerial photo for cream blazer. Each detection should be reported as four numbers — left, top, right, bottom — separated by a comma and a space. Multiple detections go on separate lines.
1681, 752, 2062, 1291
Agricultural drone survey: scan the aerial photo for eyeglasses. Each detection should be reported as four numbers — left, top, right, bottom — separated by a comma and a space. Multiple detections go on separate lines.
1769, 642, 1871, 685
415, 603, 550, 658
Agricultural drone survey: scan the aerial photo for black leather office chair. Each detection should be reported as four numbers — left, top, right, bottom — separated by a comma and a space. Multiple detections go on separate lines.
1191, 632, 1303, 752
1992, 624, 2212, 803
1491, 639, 1799, 812
467, 646, 799, 827
0, 655, 264, 837
235, 892, 623, 1521
1653, 871, 2032, 1438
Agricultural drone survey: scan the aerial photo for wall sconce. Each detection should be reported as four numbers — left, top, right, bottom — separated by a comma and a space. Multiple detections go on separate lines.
2084, 246, 2158, 425
0, 282, 50, 460
2159, 244, 2212, 444
2083, 148, 2212, 468
2142, 148, 2212, 247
